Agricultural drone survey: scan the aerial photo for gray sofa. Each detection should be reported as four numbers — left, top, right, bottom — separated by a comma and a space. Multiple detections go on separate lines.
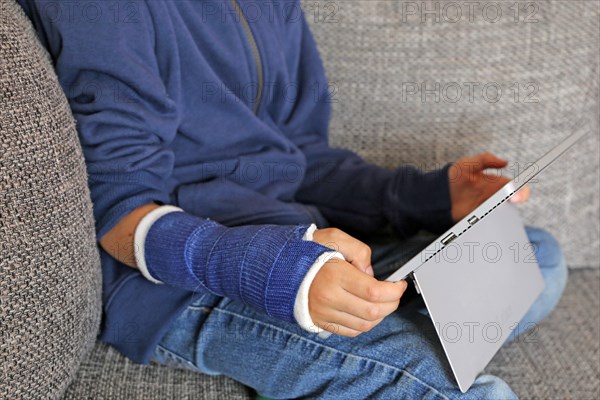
1, 0, 598, 398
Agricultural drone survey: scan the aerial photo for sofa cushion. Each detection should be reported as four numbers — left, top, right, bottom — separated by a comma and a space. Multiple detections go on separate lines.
486, 269, 600, 398
0, 1, 102, 398
62, 342, 252, 399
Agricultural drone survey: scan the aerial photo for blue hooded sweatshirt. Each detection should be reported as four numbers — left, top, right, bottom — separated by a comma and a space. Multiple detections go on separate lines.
18, 0, 454, 364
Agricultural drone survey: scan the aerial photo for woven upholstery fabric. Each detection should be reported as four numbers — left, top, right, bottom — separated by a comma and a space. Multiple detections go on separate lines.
305, 0, 600, 268
62, 342, 252, 400
0, 1, 102, 398
486, 268, 600, 399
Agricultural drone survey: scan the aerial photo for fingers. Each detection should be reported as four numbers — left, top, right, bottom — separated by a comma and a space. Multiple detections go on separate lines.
308, 261, 408, 338
477, 152, 508, 170
463, 152, 508, 173
509, 184, 531, 203
312, 228, 373, 275
341, 267, 408, 303
313, 310, 385, 337
319, 323, 363, 337
334, 291, 401, 321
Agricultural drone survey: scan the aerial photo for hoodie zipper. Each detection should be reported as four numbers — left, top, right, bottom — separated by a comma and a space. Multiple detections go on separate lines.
230, 0, 264, 114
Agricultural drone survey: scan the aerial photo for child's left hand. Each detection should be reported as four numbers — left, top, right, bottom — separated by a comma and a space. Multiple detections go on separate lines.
448, 152, 530, 223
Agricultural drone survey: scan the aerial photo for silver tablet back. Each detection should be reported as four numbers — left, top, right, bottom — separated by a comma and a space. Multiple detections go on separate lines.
413, 201, 544, 392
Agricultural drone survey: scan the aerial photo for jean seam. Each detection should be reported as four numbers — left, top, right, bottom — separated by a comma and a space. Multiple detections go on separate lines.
212, 307, 450, 399
156, 344, 199, 372
187, 305, 214, 312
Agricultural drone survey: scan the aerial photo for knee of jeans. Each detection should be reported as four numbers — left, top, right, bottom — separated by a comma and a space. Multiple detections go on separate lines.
526, 226, 568, 269
525, 226, 568, 300
469, 374, 517, 400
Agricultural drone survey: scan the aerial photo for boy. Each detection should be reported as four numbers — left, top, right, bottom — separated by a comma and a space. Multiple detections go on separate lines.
18, 0, 566, 398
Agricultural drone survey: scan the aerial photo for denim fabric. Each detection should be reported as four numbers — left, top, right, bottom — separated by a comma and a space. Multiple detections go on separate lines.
150, 226, 567, 399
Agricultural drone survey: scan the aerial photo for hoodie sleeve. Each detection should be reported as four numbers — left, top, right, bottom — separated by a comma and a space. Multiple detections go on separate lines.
281, 13, 454, 239
17, 0, 178, 240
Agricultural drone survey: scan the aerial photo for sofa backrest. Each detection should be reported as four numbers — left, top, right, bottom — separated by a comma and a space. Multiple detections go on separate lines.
305, 0, 599, 267
0, 1, 102, 398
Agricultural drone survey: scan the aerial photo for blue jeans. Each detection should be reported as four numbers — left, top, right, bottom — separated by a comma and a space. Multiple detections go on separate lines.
150, 226, 567, 399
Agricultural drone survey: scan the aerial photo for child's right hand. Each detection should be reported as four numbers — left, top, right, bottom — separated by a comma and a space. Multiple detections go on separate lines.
310, 228, 408, 337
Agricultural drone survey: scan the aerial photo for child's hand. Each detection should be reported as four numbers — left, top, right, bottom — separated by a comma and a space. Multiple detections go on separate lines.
312, 227, 374, 276
448, 152, 530, 222
309, 227, 407, 337
308, 259, 408, 337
